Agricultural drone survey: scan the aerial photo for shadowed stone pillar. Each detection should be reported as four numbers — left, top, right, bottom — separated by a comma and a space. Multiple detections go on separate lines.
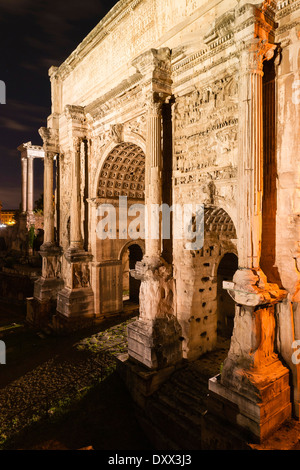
33, 128, 63, 322
43, 151, 55, 245
209, 36, 291, 443
127, 49, 182, 370
55, 106, 94, 331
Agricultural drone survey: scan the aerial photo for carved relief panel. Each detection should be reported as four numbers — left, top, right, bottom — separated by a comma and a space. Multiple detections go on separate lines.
173, 74, 238, 206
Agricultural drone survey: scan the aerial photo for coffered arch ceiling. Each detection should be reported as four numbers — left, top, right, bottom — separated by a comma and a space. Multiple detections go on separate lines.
97, 142, 145, 200
204, 206, 237, 238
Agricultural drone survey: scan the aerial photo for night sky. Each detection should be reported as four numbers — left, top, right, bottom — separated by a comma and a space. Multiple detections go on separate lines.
0, 0, 118, 210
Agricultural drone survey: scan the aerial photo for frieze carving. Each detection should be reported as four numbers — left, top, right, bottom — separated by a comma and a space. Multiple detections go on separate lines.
174, 166, 237, 187
42, 256, 62, 279
110, 123, 124, 143
174, 75, 238, 177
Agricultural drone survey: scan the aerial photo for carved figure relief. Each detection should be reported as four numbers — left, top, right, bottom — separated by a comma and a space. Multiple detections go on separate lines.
73, 263, 90, 289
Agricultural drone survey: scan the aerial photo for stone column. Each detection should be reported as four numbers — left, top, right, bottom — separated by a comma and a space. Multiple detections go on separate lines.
21, 156, 28, 212
18, 142, 44, 238
55, 106, 94, 331
127, 49, 182, 371
69, 137, 84, 251
237, 38, 275, 271
33, 128, 63, 324
43, 152, 55, 246
145, 93, 163, 260
27, 156, 34, 213
209, 38, 291, 443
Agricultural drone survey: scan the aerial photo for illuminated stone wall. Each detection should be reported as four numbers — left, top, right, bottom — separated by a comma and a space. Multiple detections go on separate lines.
28, 0, 300, 440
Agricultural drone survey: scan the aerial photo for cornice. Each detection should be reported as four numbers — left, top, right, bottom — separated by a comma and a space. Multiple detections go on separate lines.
85, 72, 142, 121
53, 0, 144, 81
276, 0, 300, 19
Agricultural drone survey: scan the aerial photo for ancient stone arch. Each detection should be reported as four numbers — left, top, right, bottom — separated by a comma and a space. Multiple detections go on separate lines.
90, 141, 146, 317
118, 238, 145, 262
26, 0, 299, 443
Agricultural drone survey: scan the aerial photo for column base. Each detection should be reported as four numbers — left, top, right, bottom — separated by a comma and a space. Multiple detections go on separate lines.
56, 286, 95, 319
216, 267, 292, 442
208, 363, 292, 442
127, 317, 182, 370
34, 276, 64, 303
26, 297, 56, 330
54, 287, 95, 332
53, 247, 95, 331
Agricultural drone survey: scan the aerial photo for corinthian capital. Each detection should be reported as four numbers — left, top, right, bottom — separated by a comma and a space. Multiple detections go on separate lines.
144, 91, 166, 117
71, 136, 83, 153
39, 127, 59, 154
240, 38, 276, 74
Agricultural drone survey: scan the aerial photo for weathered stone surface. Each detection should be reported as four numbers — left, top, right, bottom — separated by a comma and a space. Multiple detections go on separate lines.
18, 0, 300, 444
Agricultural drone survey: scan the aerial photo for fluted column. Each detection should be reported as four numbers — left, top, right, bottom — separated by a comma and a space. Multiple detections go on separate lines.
21, 156, 28, 212
237, 38, 276, 270
43, 152, 55, 245
69, 137, 83, 251
212, 38, 291, 443
145, 93, 163, 259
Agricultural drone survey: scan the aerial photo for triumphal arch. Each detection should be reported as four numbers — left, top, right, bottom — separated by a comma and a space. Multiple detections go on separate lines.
20, 0, 300, 445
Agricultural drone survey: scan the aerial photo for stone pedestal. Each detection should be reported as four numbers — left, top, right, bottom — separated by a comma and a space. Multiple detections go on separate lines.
209, 366, 291, 443
55, 249, 95, 331
116, 352, 181, 409
127, 256, 182, 369
28, 244, 64, 329
127, 317, 182, 370
209, 267, 291, 442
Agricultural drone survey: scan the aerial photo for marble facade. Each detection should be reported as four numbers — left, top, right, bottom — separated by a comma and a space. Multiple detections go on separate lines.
20, 0, 300, 443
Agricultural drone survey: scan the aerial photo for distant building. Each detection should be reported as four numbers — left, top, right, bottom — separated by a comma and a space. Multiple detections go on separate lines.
0, 210, 16, 226
0, 202, 16, 226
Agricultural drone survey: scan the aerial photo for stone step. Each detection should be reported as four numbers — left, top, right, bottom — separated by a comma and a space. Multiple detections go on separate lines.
154, 388, 206, 425
145, 397, 203, 450
156, 381, 208, 413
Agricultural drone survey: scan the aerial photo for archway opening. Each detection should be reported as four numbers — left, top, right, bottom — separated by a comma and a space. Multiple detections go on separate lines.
217, 252, 238, 339
122, 243, 143, 304
95, 142, 145, 316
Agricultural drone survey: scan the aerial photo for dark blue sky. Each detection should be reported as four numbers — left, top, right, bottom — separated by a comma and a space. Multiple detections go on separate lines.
0, 0, 117, 209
